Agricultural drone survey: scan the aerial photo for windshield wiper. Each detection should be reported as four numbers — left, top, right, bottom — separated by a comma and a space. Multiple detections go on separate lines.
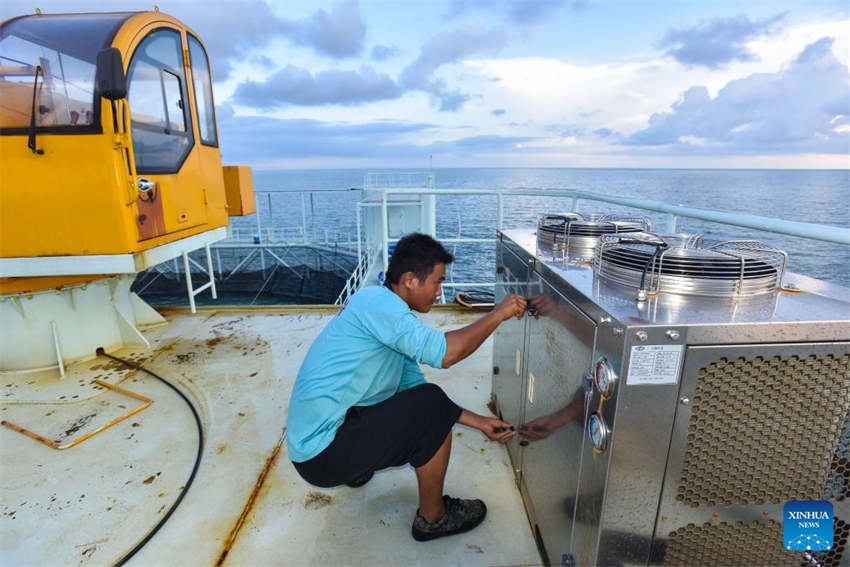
28, 64, 44, 155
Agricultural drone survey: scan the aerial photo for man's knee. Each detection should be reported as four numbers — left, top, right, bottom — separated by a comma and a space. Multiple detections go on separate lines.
409, 382, 451, 406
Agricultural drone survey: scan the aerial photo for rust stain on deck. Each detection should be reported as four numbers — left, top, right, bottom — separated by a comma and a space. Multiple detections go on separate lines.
215, 427, 286, 567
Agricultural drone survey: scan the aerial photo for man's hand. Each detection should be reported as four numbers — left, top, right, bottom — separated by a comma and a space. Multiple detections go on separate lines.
443, 294, 526, 368
519, 414, 560, 441
478, 416, 517, 443
459, 410, 516, 444
495, 294, 526, 321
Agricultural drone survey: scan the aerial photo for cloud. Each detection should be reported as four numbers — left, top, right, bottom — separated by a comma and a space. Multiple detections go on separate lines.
593, 127, 614, 138
453, 134, 535, 148
188, 1, 366, 79
659, 13, 786, 68
400, 27, 507, 111
218, 115, 434, 161
444, 0, 585, 25
492, 108, 507, 116
546, 124, 585, 137
280, 0, 366, 59
164, 1, 288, 81
370, 45, 400, 61
625, 37, 850, 154
233, 65, 401, 107
216, 113, 542, 164
216, 102, 235, 122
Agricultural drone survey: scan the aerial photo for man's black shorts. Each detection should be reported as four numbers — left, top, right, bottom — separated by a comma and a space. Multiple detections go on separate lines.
292, 383, 461, 488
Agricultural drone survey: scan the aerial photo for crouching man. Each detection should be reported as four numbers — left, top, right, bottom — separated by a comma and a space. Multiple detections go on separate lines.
286, 233, 526, 541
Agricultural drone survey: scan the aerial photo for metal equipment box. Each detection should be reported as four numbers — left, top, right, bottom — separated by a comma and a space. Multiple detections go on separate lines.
492, 228, 850, 567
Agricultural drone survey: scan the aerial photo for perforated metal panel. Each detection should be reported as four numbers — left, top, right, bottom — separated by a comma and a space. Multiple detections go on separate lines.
677, 354, 850, 507
806, 517, 849, 567
663, 520, 802, 566
826, 410, 850, 501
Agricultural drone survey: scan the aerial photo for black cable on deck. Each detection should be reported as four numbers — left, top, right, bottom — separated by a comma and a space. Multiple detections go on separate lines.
95, 347, 204, 566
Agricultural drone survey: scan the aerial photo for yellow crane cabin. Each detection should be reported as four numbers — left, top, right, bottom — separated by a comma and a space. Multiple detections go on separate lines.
0, 10, 254, 372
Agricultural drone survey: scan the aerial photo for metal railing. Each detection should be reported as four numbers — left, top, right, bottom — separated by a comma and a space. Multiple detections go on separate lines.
238, 188, 361, 248
371, 188, 850, 296
334, 249, 372, 305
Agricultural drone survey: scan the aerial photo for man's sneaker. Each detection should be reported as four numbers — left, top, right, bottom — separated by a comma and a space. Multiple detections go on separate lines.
345, 471, 373, 488
411, 495, 487, 541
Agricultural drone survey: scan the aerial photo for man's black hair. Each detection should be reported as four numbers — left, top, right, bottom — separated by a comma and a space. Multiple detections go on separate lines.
384, 233, 454, 287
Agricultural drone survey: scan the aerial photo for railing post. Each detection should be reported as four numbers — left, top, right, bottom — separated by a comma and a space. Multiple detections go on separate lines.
266, 192, 272, 238
301, 192, 308, 244
255, 194, 262, 244
571, 196, 579, 213
381, 193, 389, 275
666, 213, 678, 233
497, 192, 504, 231
356, 203, 362, 262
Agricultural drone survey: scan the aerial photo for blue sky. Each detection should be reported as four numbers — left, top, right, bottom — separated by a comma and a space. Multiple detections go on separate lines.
3, 0, 849, 168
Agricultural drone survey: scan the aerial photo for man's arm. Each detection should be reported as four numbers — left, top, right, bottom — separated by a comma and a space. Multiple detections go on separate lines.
458, 408, 516, 443
442, 294, 526, 368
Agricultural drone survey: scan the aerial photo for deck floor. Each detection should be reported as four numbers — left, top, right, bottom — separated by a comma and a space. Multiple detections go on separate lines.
1, 306, 541, 566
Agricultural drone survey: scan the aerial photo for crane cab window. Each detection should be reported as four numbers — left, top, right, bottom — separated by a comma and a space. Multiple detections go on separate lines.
0, 13, 133, 132
187, 34, 217, 147
126, 28, 193, 173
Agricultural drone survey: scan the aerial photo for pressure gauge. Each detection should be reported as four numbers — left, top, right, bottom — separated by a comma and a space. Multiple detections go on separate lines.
588, 413, 609, 452
595, 357, 617, 399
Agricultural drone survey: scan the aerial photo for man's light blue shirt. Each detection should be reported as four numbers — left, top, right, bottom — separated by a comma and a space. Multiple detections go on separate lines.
286, 286, 447, 463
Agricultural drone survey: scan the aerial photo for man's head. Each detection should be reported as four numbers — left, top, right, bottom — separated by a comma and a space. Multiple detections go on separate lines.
385, 233, 454, 312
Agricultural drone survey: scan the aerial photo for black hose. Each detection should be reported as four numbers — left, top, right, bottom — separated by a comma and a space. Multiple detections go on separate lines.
603, 237, 668, 292
95, 348, 204, 567
639, 242, 668, 292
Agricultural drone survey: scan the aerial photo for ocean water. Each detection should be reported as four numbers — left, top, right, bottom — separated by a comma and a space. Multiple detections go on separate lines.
235, 168, 850, 289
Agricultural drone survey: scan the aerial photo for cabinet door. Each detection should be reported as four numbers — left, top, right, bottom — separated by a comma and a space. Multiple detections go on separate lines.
520, 275, 596, 565
492, 244, 530, 469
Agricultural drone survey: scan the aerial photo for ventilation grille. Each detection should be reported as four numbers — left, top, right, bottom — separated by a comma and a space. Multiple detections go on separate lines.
826, 409, 850, 501
663, 521, 801, 566
805, 518, 849, 567
677, 354, 850, 507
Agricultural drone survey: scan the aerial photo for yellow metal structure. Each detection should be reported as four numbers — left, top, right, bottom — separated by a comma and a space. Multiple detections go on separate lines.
0, 11, 251, 294
223, 165, 257, 216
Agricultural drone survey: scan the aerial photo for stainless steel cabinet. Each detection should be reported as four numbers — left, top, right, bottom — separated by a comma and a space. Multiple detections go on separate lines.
492, 243, 530, 470
520, 275, 596, 565
492, 241, 599, 565
493, 229, 850, 567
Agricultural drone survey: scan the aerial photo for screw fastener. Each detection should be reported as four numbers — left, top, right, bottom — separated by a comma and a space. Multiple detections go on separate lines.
636, 330, 648, 342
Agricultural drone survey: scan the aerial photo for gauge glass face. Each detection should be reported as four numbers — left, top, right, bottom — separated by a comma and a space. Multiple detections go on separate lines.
595, 359, 614, 397
589, 414, 606, 450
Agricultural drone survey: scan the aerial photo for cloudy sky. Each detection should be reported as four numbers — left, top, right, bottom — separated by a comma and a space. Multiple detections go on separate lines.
3, 0, 849, 169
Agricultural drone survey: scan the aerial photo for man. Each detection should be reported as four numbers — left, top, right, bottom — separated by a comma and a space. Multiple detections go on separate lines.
286, 233, 526, 541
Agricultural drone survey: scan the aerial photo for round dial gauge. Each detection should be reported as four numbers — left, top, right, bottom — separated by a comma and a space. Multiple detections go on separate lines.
595, 357, 617, 398
588, 413, 609, 452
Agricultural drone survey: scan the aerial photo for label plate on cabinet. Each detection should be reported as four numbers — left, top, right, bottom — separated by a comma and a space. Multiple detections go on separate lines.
626, 345, 683, 385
